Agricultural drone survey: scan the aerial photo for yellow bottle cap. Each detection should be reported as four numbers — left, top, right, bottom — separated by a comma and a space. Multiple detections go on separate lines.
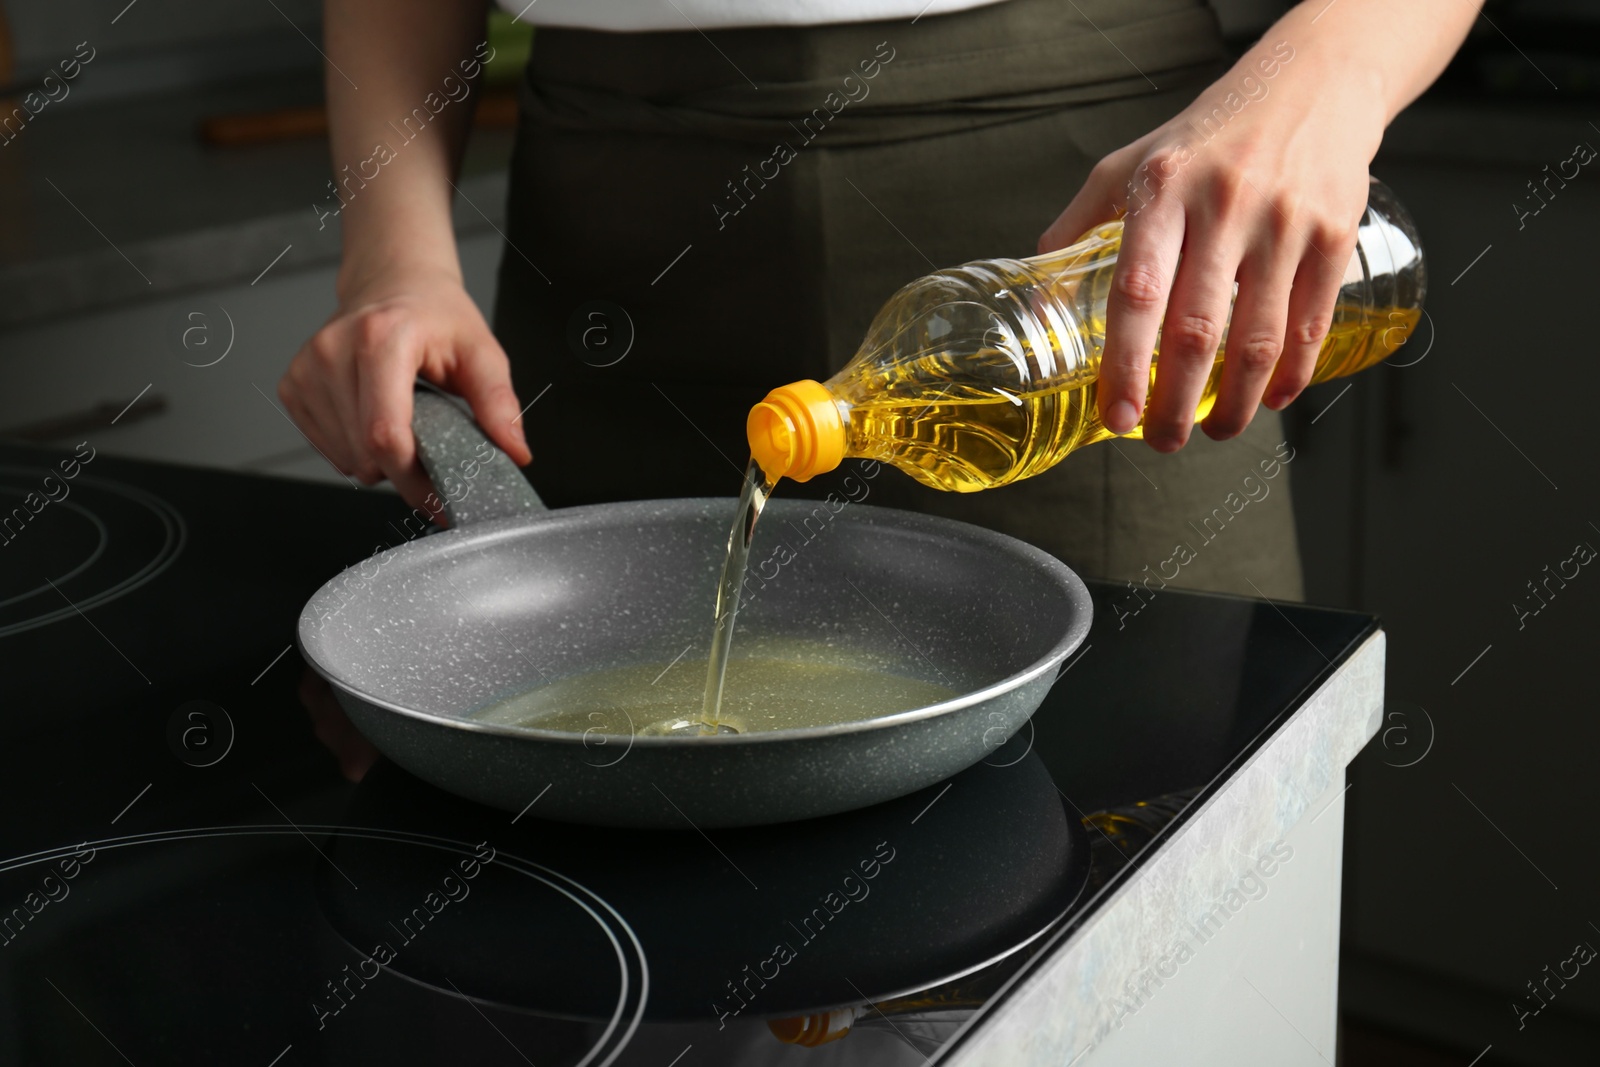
747, 379, 845, 483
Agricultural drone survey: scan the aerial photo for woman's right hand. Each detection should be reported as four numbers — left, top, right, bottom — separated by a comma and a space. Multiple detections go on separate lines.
278, 266, 533, 512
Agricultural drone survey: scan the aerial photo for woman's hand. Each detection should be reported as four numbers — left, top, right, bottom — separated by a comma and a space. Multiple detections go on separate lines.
1040, 51, 1383, 451
278, 266, 532, 511
1037, 2, 1443, 453
285, 0, 522, 508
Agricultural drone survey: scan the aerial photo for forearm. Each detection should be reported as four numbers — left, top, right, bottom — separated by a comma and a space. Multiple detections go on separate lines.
323, 0, 490, 301
1224, 0, 1480, 147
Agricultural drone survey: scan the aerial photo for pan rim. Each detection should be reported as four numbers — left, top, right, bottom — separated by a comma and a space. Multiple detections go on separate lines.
297, 497, 1093, 747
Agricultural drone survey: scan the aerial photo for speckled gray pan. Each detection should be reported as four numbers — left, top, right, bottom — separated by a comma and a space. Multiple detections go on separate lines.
296, 387, 1093, 828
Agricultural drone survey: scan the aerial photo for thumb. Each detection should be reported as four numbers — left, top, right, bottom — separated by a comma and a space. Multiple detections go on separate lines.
1037, 158, 1132, 254
449, 341, 534, 466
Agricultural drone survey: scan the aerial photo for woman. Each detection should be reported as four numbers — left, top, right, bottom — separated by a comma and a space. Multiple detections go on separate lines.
280, 0, 1473, 601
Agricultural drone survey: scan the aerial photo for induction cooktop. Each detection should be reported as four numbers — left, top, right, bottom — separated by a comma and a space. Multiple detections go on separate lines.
0, 444, 1376, 1066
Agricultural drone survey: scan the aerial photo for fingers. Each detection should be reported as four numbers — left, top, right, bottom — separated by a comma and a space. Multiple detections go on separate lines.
280, 342, 362, 479
277, 364, 324, 461
1266, 222, 1356, 409
1201, 234, 1297, 440
1098, 191, 1185, 436
449, 336, 533, 466
322, 332, 384, 484
1143, 217, 1244, 451
353, 312, 434, 509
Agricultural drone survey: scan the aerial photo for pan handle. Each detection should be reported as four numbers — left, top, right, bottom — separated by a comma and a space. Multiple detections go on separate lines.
411, 381, 546, 527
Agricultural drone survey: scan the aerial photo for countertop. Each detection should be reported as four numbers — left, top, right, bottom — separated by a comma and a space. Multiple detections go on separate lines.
0, 74, 513, 328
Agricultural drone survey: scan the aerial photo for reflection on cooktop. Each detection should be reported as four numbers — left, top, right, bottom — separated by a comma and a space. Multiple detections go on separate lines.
317, 755, 1087, 1036
0, 757, 1093, 1066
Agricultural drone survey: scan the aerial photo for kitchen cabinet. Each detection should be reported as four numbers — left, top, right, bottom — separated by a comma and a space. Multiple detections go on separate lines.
0, 69, 513, 476
0, 231, 504, 483
1286, 102, 1600, 1060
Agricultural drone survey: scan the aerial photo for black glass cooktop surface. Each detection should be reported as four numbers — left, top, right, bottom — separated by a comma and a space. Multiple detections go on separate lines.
0, 445, 1377, 1066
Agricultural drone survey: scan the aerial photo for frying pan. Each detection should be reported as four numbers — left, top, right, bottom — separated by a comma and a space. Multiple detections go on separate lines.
296, 387, 1092, 828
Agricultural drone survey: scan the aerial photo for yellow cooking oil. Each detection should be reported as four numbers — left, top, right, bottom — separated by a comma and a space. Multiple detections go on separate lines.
746, 178, 1425, 490
472, 640, 957, 737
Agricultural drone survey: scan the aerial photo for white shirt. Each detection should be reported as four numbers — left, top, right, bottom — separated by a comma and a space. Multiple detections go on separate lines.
496, 0, 1009, 30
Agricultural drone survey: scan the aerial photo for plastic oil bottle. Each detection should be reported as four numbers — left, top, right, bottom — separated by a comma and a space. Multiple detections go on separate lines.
747, 177, 1425, 490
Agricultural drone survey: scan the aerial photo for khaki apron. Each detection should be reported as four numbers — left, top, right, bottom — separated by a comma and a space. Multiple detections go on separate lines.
493, 0, 1306, 600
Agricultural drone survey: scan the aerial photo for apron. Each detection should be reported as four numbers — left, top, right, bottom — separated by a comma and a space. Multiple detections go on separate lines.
492, 0, 1306, 601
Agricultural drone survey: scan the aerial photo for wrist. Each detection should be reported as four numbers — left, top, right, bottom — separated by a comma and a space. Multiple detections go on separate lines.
336, 248, 463, 307
332, 174, 464, 305
1270, 0, 1430, 130
1220, 33, 1389, 159
1289, 46, 1390, 156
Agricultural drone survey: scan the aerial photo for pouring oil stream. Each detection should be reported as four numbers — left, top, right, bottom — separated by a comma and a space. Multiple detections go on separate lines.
700, 458, 775, 733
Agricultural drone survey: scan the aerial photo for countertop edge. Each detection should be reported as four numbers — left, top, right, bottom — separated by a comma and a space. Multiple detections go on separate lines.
0, 170, 511, 330
943, 627, 1387, 1065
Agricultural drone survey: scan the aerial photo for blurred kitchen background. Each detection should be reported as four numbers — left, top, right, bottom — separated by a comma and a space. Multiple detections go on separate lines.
1, 0, 1597, 1063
